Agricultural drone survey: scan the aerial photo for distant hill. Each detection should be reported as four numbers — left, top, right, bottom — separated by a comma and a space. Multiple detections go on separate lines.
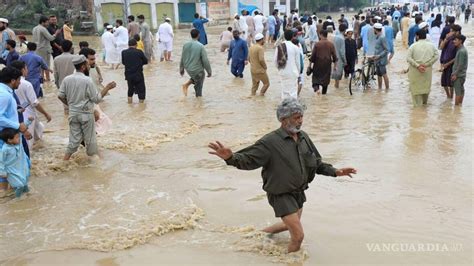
0, 0, 93, 30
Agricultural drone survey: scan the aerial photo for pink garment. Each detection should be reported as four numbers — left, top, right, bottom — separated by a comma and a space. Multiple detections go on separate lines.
94, 105, 112, 135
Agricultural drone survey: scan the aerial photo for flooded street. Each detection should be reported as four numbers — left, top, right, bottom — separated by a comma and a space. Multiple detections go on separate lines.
0, 21, 472, 265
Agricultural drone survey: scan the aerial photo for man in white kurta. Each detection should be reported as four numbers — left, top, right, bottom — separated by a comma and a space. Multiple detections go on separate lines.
101, 25, 119, 67
253, 12, 265, 35
239, 10, 249, 41
274, 30, 302, 99
113, 20, 129, 65
157, 18, 174, 61
11, 61, 52, 150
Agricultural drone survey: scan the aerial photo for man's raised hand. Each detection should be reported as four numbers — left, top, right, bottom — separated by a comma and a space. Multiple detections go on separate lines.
208, 141, 232, 160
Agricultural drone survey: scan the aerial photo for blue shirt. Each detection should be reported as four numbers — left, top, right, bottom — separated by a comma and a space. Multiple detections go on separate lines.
20, 51, 48, 96
268, 16, 276, 31
0, 31, 10, 54
384, 26, 395, 53
408, 24, 419, 47
362, 25, 376, 56
228, 37, 248, 63
361, 24, 372, 54
192, 18, 209, 45
374, 35, 388, 66
0, 142, 30, 188
0, 49, 19, 67
0, 83, 20, 147
392, 11, 401, 21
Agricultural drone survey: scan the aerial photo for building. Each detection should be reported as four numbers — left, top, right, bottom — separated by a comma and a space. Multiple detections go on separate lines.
228, 0, 299, 16
93, 0, 222, 31
92, 0, 300, 32
93, 0, 179, 31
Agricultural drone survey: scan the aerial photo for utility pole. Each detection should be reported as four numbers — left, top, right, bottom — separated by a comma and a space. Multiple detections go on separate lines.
122, 0, 130, 22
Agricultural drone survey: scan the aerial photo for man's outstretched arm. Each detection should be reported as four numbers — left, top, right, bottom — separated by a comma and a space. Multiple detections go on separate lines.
209, 140, 270, 170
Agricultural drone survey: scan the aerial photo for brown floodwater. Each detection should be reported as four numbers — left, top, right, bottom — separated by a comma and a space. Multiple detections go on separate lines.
0, 18, 472, 266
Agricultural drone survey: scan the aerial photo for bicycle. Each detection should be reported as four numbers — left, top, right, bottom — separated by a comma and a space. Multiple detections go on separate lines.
349, 56, 377, 94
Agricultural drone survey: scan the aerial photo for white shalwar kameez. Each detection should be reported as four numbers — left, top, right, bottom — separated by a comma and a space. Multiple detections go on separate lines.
239, 17, 249, 40
15, 77, 44, 150
254, 14, 265, 35
101, 31, 119, 64
274, 41, 302, 99
114, 26, 129, 60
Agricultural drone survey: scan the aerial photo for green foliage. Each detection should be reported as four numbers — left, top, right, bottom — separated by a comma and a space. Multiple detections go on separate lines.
300, 0, 370, 12
0, 0, 67, 29
32, 0, 47, 13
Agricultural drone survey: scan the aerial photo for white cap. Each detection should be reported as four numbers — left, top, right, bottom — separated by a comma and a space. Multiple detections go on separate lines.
412, 12, 418, 17
106, 25, 113, 29
255, 33, 264, 41
374, 16, 381, 21
165, 17, 171, 22
345, 28, 354, 33
0, 18, 8, 24
419, 22, 428, 29
71, 55, 87, 65
373, 23, 383, 30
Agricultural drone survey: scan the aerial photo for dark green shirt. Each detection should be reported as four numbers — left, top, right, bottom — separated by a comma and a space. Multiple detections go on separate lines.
179, 40, 212, 77
225, 128, 337, 195
452, 46, 468, 78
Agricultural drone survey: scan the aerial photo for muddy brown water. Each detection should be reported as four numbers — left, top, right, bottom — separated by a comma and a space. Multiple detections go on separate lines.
0, 19, 472, 265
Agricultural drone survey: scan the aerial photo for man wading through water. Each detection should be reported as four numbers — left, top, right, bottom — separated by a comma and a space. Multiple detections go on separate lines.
208, 98, 357, 252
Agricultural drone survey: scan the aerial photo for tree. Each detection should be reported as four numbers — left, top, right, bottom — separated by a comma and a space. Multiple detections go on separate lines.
299, 0, 369, 12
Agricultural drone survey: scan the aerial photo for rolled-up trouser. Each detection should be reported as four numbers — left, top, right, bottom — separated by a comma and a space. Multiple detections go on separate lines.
267, 191, 306, 217
190, 71, 205, 97
453, 77, 465, 96
67, 113, 98, 156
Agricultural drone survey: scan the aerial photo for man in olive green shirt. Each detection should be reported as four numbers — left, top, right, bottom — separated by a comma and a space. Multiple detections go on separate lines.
451, 34, 468, 106
209, 98, 356, 253
248, 33, 269, 96
179, 29, 212, 97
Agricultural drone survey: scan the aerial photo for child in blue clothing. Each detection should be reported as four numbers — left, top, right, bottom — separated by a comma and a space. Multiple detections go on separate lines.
0, 126, 31, 198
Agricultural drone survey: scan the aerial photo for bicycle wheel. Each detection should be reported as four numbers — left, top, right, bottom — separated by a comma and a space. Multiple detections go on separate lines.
369, 63, 377, 88
350, 70, 363, 94
361, 65, 369, 90
365, 63, 375, 89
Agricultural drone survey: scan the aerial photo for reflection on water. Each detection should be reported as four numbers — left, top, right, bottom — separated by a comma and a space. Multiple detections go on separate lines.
0, 19, 472, 265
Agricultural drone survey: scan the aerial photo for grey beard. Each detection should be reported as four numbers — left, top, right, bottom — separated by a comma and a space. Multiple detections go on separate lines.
286, 125, 301, 134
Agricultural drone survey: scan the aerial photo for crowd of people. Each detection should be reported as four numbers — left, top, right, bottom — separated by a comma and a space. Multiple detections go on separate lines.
0, 2, 470, 253
208, 4, 469, 104
0, 15, 120, 198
